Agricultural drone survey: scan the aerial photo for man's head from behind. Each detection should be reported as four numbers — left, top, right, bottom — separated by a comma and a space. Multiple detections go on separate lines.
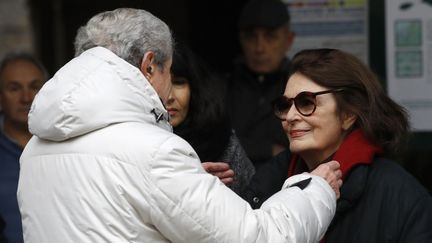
238, 0, 295, 74
74, 8, 174, 103
0, 53, 47, 128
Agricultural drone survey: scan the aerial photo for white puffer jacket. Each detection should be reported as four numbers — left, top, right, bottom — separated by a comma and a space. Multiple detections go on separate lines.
18, 47, 336, 243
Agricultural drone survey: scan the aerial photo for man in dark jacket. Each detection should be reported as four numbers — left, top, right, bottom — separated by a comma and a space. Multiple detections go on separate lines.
0, 214, 9, 243
0, 53, 47, 243
226, 0, 295, 169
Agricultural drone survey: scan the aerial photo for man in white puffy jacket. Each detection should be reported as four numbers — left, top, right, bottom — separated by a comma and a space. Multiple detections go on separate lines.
17, 8, 342, 243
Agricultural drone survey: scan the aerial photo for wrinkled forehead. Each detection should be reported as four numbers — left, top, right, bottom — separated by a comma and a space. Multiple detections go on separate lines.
0, 60, 45, 87
1, 59, 43, 76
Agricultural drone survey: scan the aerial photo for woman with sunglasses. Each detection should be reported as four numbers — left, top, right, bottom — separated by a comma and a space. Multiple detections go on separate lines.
243, 48, 432, 242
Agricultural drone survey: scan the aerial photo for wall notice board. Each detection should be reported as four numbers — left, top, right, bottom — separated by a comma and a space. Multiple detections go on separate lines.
386, 0, 432, 131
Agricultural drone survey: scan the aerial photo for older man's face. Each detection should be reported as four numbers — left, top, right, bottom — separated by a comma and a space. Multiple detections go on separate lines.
0, 60, 44, 126
239, 26, 294, 74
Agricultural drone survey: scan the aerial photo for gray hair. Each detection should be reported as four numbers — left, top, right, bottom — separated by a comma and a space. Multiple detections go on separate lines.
74, 8, 174, 70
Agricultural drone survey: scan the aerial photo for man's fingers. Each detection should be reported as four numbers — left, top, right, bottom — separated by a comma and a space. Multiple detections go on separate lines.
336, 170, 342, 179
202, 162, 235, 184
311, 160, 343, 199
213, 169, 234, 185
335, 189, 341, 199
326, 160, 340, 170
202, 162, 230, 173
221, 177, 234, 185
213, 169, 235, 179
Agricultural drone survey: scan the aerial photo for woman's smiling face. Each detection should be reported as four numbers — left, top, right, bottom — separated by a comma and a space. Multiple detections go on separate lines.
282, 72, 354, 168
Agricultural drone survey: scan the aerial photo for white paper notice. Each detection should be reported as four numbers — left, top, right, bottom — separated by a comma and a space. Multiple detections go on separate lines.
283, 0, 369, 64
386, 0, 432, 131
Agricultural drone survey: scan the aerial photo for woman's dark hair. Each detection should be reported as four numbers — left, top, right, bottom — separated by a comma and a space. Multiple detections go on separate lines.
171, 44, 231, 161
290, 48, 409, 153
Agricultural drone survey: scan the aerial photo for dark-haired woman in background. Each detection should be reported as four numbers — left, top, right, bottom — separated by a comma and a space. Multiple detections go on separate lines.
244, 48, 432, 242
167, 45, 255, 194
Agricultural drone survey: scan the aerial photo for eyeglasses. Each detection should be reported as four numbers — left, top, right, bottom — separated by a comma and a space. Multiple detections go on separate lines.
272, 88, 344, 119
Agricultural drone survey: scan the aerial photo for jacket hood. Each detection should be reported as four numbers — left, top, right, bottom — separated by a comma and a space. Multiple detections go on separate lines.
29, 47, 171, 141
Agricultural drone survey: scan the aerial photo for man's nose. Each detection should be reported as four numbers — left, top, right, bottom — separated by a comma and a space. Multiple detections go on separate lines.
253, 35, 265, 53
21, 89, 35, 103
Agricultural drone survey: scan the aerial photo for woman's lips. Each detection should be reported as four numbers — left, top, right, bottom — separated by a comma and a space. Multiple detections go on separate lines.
289, 129, 309, 138
167, 108, 177, 116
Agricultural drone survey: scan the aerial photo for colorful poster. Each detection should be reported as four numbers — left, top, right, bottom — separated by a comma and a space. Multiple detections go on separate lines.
386, 0, 432, 131
282, 0, 369, 64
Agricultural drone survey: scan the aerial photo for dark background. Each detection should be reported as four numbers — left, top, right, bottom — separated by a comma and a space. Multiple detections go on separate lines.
27, 0, 431, 192
28, 0, 247, 74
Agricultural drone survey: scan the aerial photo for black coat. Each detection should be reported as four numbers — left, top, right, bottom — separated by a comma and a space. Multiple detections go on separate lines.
0, 214, 9, 243
242, 151, 432, 242
226, 58, 289, 167
241, 150, 290, 208
325, 158, 432, 242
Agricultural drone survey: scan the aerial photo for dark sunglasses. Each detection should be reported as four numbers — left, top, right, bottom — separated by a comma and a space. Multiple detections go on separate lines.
272, 88, 344, 119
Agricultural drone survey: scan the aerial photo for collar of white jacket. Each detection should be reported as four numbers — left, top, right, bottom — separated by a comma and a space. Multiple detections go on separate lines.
28, 47, 172, 142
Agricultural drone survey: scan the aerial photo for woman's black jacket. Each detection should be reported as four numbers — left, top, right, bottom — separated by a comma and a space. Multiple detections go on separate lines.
241, 150, 432, 242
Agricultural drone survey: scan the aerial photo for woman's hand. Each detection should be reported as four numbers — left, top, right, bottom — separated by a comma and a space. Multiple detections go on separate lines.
202, 162, 235, 185
311, 160, 343, 199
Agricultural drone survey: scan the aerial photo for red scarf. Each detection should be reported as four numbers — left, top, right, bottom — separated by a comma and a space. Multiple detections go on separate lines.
287, 129, 382, 243
288, 129, 382, 178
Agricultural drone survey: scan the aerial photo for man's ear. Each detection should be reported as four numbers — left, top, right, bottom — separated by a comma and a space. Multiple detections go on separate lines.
140, 51, 155, 83
342, 113, 357, 131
